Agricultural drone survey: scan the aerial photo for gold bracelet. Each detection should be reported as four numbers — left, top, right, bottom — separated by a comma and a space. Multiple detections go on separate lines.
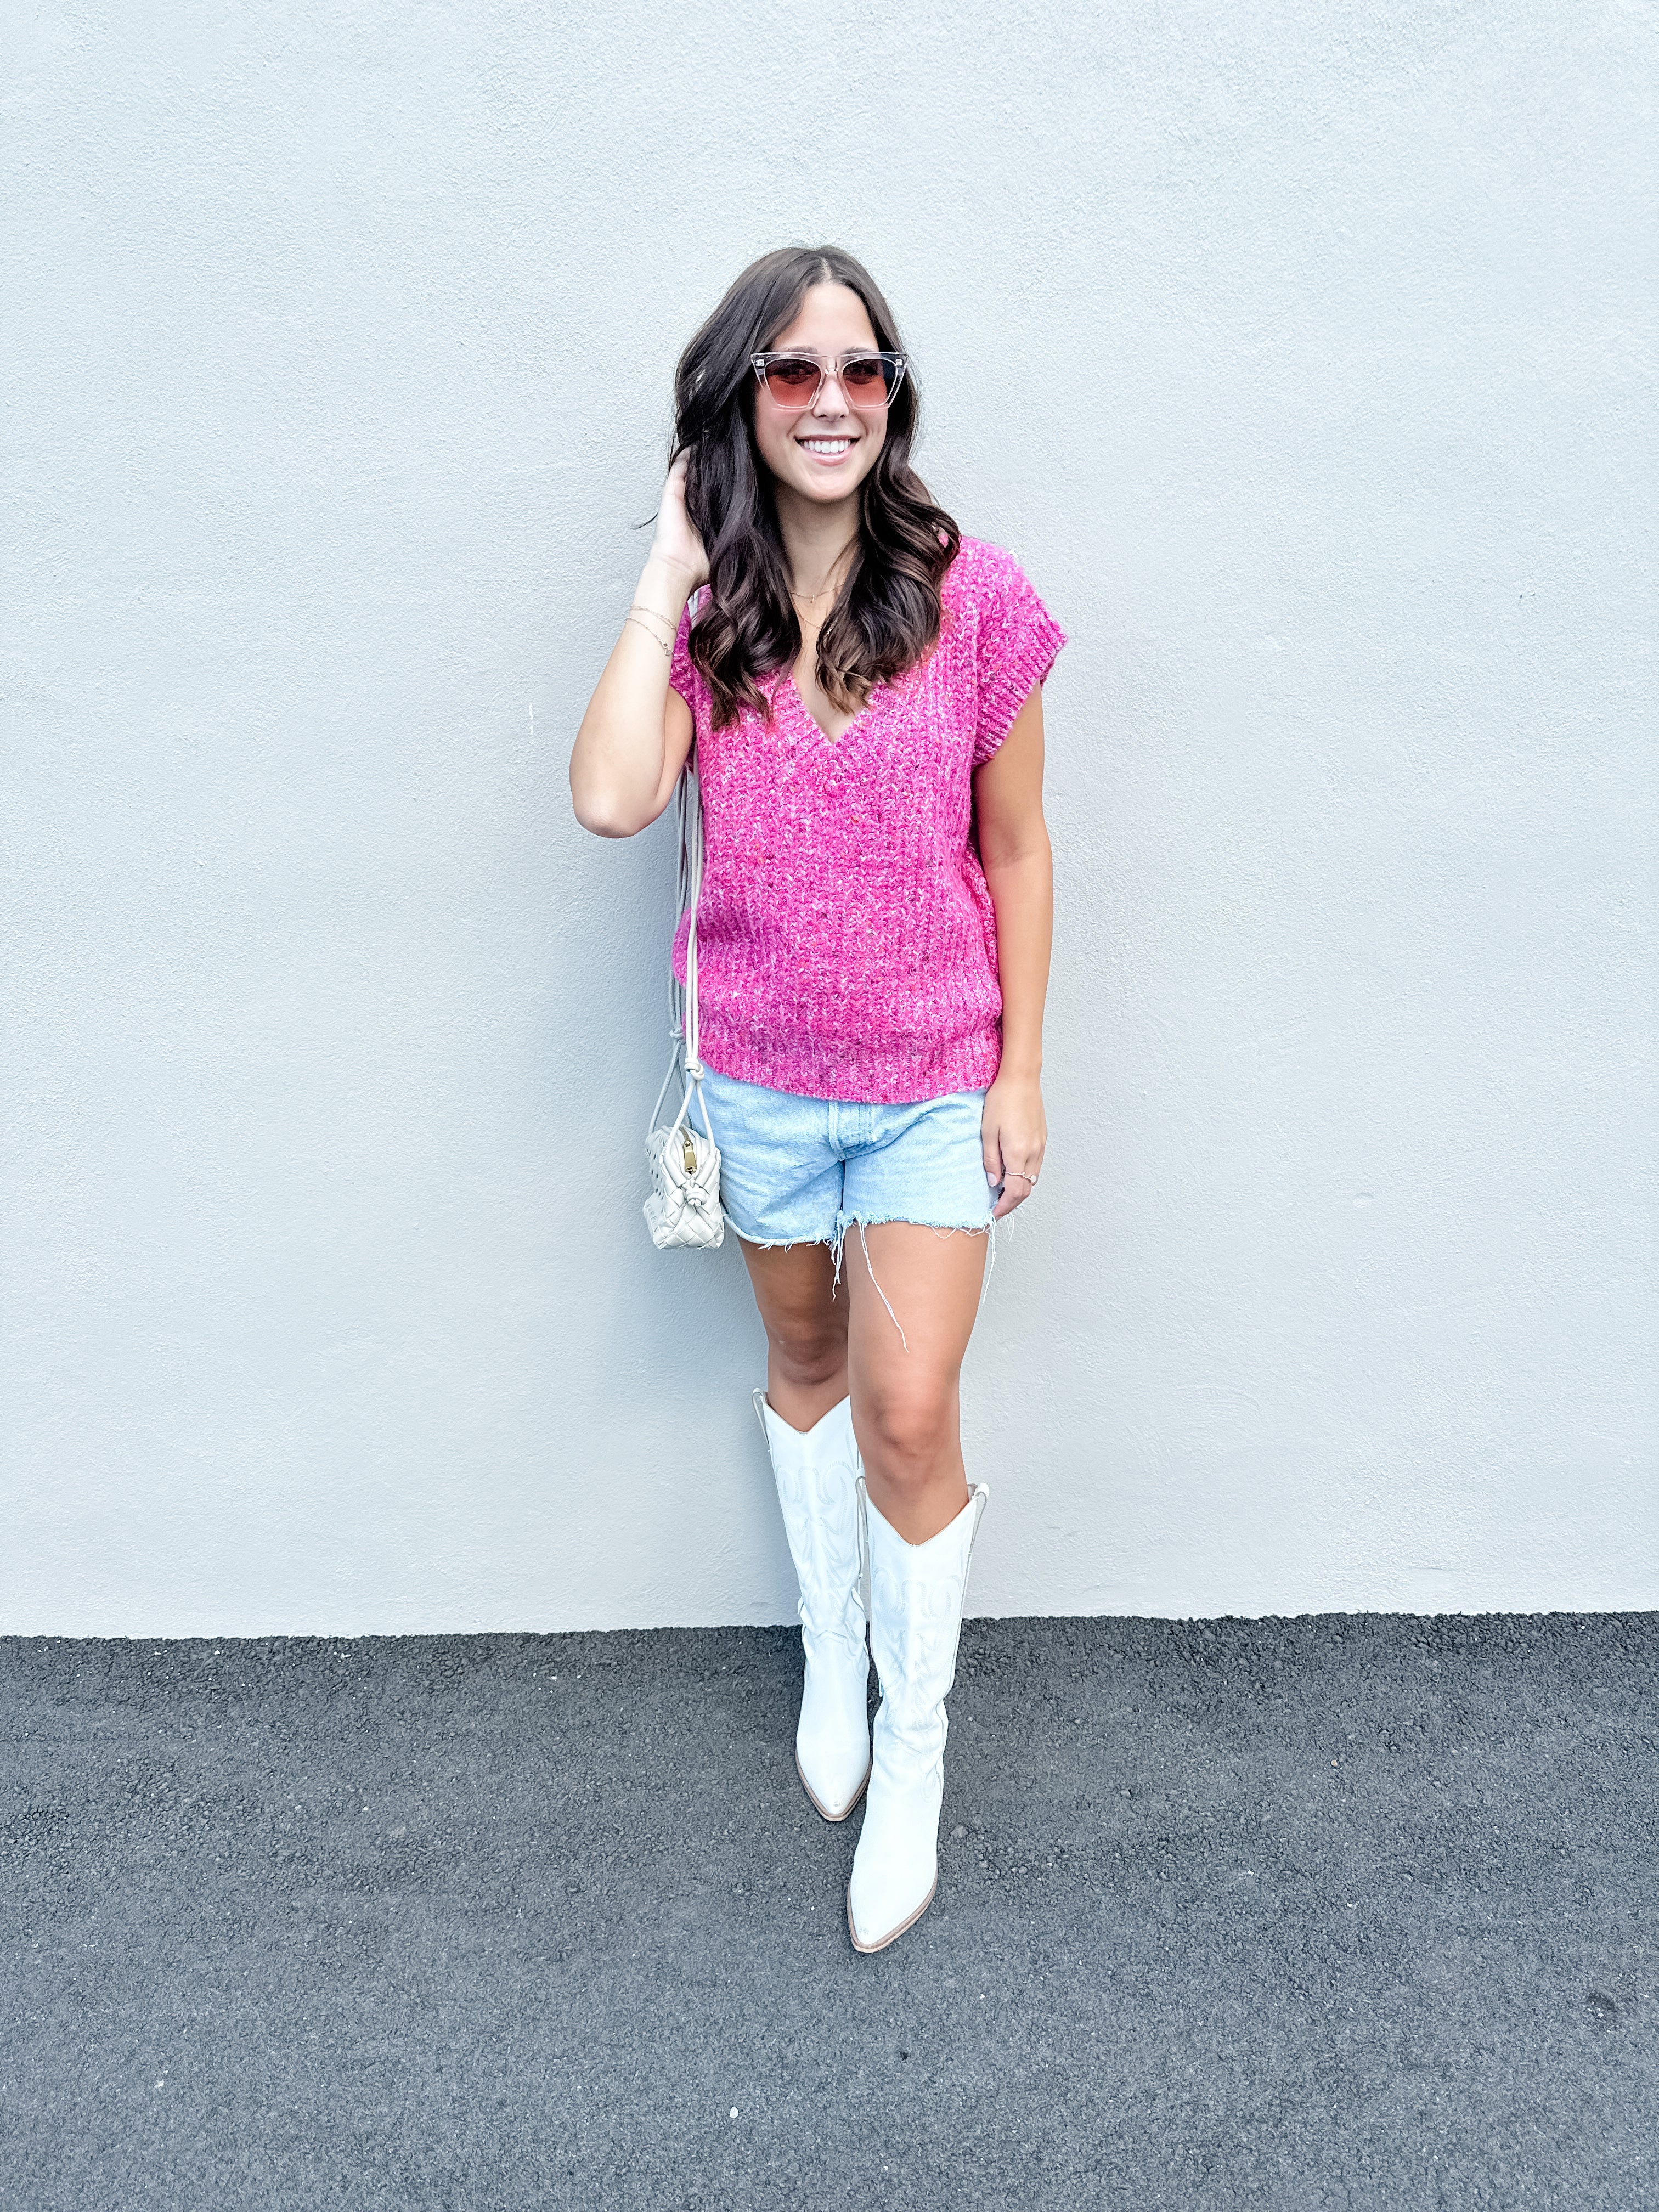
623, 615, 670, 660
628, 601, 679, 636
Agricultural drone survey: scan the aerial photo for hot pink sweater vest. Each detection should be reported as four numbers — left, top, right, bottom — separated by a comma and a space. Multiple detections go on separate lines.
669, 537, 1065, 1104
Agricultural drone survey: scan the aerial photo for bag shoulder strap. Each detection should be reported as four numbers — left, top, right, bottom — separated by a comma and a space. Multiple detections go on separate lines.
678, 766, 706, 1080
646, 590, 715, 1146
678, 585, 707, 1081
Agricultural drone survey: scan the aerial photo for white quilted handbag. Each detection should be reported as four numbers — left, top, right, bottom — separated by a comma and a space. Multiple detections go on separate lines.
643, 760, 724, 1250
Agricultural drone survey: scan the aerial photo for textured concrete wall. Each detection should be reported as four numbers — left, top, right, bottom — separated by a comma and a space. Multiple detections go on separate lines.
5, 2, 1654, 1633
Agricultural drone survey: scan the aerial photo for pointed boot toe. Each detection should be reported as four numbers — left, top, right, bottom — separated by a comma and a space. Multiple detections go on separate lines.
847, 1821, 938, 1953
795, 1743, 870, 1824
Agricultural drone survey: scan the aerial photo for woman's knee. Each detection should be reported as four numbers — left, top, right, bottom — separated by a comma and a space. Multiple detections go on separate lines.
857, 1375, 958, 1484
767, 1309, 848, 1390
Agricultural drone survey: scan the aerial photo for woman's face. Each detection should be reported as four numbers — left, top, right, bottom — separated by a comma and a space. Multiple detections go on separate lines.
749, 282, 889, 507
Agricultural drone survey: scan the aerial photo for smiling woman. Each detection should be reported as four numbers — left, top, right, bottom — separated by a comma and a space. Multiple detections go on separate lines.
672, 247, 961, 741
568, 245, 1066, 1957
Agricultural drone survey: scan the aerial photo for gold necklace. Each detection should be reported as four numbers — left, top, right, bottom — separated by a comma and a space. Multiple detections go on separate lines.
790, 550, 855, 609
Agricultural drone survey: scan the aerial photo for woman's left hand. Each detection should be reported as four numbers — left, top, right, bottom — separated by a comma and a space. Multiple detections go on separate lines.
981, 1071, 1047, 1220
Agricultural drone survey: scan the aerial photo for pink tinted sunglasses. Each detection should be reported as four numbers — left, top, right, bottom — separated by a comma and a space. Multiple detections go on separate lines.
750, 349, 908, 413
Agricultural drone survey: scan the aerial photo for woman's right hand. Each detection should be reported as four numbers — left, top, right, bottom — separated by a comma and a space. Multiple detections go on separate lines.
648, 452, 709, 592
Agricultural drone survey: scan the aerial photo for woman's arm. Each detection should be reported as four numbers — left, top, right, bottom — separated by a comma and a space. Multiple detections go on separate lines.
569, 454, 705, 839
973, 684, 1053, 1218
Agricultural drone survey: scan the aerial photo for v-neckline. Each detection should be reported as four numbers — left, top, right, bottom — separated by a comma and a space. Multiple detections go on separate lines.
786, 670, 879, 748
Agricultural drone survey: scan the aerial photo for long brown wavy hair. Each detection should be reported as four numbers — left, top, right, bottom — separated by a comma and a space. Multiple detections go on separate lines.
672, 246, 960, 730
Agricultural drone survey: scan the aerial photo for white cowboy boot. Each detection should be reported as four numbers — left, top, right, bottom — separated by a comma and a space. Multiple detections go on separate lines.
753, 1390, 872, 1821
847, 1477, 989, 1954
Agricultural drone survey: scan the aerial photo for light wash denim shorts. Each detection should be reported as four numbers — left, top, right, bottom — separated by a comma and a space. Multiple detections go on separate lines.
699, 1065, 998, 1263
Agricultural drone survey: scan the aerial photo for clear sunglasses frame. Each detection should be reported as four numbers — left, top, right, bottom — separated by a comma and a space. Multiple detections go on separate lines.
749, 349, 909, 414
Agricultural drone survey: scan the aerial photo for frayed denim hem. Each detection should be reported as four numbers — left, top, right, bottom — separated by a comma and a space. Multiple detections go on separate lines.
836, 1213, 1002, 1351
730, 1209, 1000, 1352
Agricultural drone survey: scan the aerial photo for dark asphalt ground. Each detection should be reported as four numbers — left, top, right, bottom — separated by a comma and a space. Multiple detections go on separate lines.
2, 1615, 1655, 2210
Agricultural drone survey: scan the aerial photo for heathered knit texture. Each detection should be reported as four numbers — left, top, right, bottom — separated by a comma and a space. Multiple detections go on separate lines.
669, 538, 1065, 1104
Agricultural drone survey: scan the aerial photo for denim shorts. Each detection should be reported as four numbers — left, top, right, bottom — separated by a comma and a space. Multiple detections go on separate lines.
699, 1065, 998, 1259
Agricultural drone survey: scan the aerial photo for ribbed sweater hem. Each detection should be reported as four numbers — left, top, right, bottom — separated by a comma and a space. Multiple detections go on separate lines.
699, 1026, 1003, 1107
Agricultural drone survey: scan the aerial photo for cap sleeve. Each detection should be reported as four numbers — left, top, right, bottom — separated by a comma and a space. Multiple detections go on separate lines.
972, 550, 1066, 767
670, 596, 706, 718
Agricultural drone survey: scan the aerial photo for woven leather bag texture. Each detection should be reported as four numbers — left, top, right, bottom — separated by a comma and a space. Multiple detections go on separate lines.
643, 1107, 723, 1249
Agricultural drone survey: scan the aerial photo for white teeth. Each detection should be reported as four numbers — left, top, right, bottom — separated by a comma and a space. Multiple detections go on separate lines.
802, 438, 851, 454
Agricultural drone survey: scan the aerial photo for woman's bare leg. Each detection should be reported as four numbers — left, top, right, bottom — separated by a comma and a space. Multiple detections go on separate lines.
737, 1238, 849, 1432
842, 1222, 989, 1543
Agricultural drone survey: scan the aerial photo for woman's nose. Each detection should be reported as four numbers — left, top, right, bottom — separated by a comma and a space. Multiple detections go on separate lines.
810, 370, 851, 417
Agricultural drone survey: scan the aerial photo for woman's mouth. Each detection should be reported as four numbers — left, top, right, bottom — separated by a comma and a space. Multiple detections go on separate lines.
797, 437, 855, 464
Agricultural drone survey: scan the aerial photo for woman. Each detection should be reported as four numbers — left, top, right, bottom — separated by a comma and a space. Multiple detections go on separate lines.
571, 246, 1064, 1952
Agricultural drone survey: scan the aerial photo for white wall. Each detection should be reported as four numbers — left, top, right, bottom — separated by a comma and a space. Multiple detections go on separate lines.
4, 2, 1654, 1633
